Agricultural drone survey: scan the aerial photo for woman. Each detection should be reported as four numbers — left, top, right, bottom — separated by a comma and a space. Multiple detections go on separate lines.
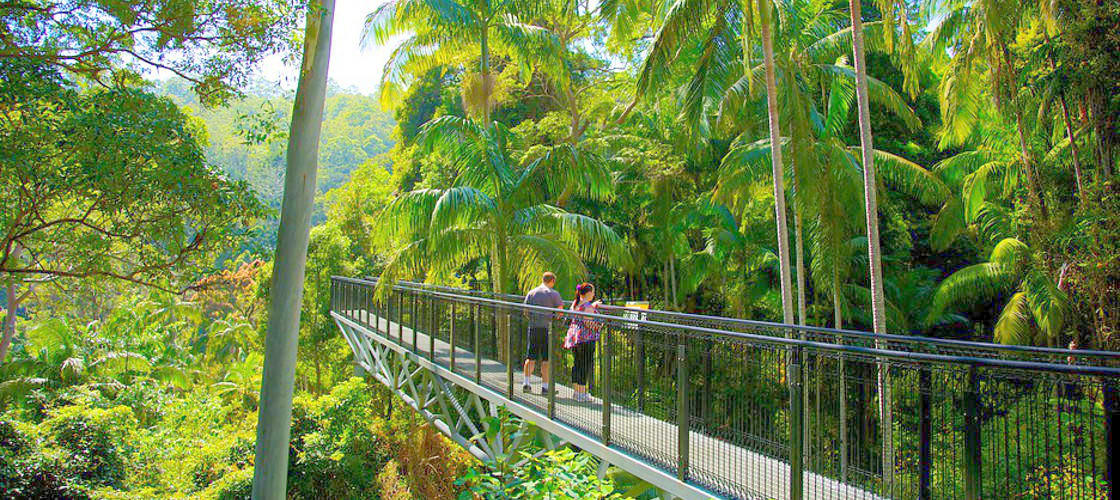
564, 283, 602, 402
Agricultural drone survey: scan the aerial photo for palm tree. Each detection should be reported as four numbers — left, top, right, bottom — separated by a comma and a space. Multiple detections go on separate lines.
716, 59, 945, 331
923, 0, 1053, 219
927, 238, 1068, 346
363, 0, 560, 123
634, 0, 796, 324
376, 115, 626, 296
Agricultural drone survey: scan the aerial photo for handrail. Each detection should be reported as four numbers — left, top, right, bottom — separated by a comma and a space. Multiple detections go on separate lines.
335, 276, 1120, 376
346, 276, 1120, 367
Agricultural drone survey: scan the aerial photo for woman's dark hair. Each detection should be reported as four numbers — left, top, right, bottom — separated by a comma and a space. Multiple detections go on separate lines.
572, 283, 594, 309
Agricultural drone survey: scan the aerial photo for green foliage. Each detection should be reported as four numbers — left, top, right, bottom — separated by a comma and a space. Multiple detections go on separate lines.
457, 448, 621, 499
0, 0, 302, 105
0, 62, 266, 293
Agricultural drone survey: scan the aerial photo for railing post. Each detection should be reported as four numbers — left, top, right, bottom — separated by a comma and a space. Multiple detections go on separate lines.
473, 303, 482, 384
400, 289, 406, 330
919, 367, 932, 500
346, 282, 354, 320
637, 329, 646, 413
506, 303, 514, 399
1105, 381, 1118, 497
703, 338, 712, 427
789, 346, 804, 500
411, 291, 418, 351
602, 330, 612, 445
547, 322, 557, 419
677, 341, 689, 481
963, 365, 982, 500
429, 295, 436, 362
362, 285, 370, 327
449, 302, 456, 370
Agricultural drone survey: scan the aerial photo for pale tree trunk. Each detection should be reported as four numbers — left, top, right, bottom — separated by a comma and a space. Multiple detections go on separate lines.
759, 1, 795, 326
848, 0, 893, 488
251, 1, 335, 497
793, 196, 809, 458
794, 199, 807, 327
761, 2, 806, 489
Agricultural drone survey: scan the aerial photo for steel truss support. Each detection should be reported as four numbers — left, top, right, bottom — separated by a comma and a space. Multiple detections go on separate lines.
335, 317, 668, 498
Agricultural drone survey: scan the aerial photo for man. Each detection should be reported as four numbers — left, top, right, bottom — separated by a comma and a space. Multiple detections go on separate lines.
522, 272, 564, 394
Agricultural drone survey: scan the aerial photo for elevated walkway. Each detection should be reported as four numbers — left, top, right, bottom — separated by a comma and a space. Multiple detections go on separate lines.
332, 277, 1119, 500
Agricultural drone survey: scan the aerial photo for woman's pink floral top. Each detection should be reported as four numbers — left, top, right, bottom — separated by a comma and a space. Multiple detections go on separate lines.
563, 301, 601, 348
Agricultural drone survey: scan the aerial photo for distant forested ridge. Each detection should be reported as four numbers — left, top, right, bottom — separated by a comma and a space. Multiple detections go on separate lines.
156, 78, 396, 251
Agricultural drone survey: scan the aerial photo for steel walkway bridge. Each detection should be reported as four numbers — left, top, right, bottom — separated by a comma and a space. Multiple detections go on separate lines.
331, 276, 1119, 500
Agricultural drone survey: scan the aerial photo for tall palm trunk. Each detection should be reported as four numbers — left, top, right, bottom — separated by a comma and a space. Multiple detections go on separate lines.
758, 1, 795, 326
847, 0, 893, 487
252, 1, 336, 497
479, 27, 493, 125
794, 194, 807, 327
493, 231, 511, 360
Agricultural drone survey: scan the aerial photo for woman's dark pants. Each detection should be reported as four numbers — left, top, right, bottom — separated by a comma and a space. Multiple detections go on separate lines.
571, 341, 596, 386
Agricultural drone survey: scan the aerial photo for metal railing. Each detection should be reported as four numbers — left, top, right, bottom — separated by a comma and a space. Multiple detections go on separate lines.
332, 276, 1119, 500
387, 279, 1120, 366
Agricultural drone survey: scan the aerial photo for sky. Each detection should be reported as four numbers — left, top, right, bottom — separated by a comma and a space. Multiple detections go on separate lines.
258, 0, 397, 95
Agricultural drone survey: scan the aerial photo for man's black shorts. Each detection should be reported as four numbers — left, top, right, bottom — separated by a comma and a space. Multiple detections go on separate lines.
525, 326, 550, 361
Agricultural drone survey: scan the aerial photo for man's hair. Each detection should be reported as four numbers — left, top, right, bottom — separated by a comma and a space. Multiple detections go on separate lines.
542, 272, 557, 284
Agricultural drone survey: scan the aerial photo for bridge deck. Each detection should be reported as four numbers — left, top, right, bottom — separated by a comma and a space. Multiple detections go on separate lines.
349, 309, 879, 500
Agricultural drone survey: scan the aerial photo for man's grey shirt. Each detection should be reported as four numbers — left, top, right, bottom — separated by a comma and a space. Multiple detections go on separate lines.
524, 284, 564, 328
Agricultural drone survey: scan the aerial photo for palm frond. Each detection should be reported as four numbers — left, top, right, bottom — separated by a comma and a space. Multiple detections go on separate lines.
377, 188, 443, 244
816, 64, 920, 130
636, 0, 717, 97
927, 262, 1017, 326
867, 149, 949, 206
89, 351, 153, 377
993, 291, 1038, 346
930, 197, 966, 251
431, 186, 498, 231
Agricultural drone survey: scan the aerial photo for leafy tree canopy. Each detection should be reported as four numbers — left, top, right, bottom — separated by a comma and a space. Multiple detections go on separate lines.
0, 0, 303, 105
0, 61, 266, 293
